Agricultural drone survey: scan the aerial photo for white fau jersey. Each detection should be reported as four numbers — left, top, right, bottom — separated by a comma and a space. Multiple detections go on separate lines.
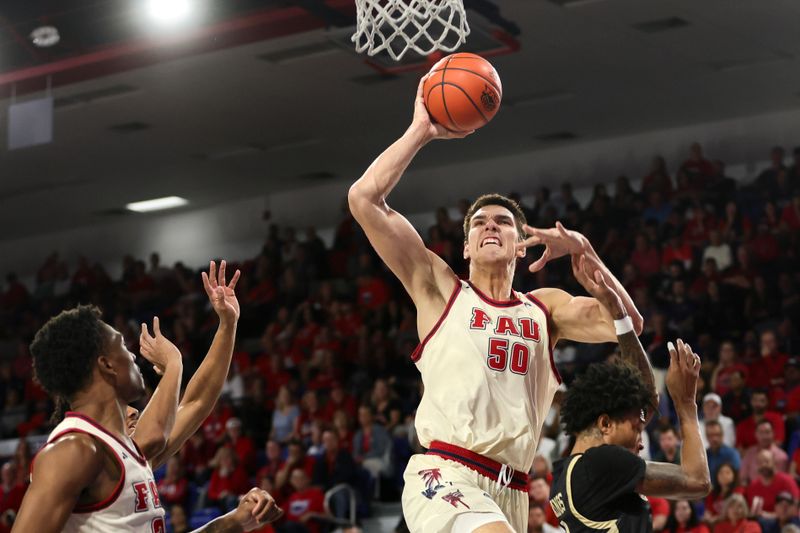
412, 279, 561, 473
41, 412, 166, 533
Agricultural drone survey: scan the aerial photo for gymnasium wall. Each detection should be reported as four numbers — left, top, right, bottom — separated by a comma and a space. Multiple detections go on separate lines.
4, 106, 800, 287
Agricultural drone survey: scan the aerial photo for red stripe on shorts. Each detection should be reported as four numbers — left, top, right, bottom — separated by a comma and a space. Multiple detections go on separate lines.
426, 441, 528, 491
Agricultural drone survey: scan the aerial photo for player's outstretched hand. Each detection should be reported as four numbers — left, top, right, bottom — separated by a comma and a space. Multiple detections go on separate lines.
518, 221, 590, 273
202, 260, 241, 325
572, 253, 626, 319
665, 339, 701, 410
139, 317, 182, 375
412, 75, 474, 141
231, 488, 283, 531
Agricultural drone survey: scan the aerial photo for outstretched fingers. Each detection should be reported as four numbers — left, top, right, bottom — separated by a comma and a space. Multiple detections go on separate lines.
228, 269, 241, 290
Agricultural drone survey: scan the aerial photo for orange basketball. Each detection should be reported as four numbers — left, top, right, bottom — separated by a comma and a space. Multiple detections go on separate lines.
422, 53, 503, 133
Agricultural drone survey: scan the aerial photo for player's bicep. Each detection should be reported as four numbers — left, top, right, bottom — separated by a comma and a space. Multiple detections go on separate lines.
150, 402, 203, 469
637, 461, 709, 499
14, 437, 102, 532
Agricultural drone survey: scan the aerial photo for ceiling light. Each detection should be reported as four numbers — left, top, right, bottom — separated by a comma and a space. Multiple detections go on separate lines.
30, 26, 60, 47
126, 196, 188, 213
146, 0, 191, 23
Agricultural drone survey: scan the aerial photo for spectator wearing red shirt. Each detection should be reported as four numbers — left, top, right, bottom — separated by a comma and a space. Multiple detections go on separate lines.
647, 496, 670, 531
772, 358, 800, 413
207, 447, 251, 512
747, 330, 789, 390
293, 390, 325, 444
202, 400, 232, 445
780, 194, 800, 231
746, 450, 800, 517
713, 494, 761, 533
275, 440, 316, 498
711, 342, 749, 397
225, 417, 256, 472
748, 223, 781, 265
642, 156, 674, 198
631, 234, 662, 278
736, 391, 785, 449
0, 461, 25, 520
665, 500, 709, 533
320, 381, 357, 421
721, 371, 752, 424
680, 142, 715, 183
740, 420, 789, 484
257, 440, 284, 482
662, 234, 694, 271
157, 456, 189, 507
284, 469, 328, 533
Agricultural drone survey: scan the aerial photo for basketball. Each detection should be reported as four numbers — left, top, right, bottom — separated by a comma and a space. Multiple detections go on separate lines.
422, 53, 503, 133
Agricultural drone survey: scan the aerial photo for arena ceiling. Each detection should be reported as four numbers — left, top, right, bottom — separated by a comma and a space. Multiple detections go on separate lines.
1, 0, 800, 240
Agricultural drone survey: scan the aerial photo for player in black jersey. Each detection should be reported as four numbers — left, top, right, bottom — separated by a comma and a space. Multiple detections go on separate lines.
549, 254, 711, 533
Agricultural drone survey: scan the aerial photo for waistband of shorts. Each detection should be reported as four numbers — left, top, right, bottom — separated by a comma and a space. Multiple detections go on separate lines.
426, 441, 528, 491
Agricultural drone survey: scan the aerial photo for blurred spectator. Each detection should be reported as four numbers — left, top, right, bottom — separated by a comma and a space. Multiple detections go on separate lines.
275, 439, 316, 497
271, 386, 300, 444
654, 427, 681, 464
665, 500, 709, 533
648, 496, 670, 532
157, 456, 189, 508
281, 468, 328, 533
642, 156, 674, 198
759, 491, 800, 533
528, 477, 560, 528
225, 417, 256, 472
706, 421, 741, 479
704, 463, 745, 524
736, 391, 785, 449
258, 440, 284, 482
169, 505, 189, 533
756, 147, 787, 197
722, 371, 752, 424
703, 231, 733, 272
745, 450, 799, 518
702, 394, 736, 448
740, 421, 788, 484
312, 430, 358, 523
680, 142, 715, 183
0, 461, 25, 521
353, 405, 392, 490
370, 379, 402, 434
207, 446, 250, 512
712, 494, 761, 533
528, 502, 561, 533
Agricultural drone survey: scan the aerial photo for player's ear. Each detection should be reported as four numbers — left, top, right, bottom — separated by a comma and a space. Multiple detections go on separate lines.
597, 414, 613, 435
96, 353, 117, 378
463, 241, 470, 260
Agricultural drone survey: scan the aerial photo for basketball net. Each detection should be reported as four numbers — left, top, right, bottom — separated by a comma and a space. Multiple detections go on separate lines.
352, 0, 470, 61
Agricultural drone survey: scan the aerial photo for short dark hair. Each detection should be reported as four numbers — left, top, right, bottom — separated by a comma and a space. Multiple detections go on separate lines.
705, 420, 722, 431
756, 419, 773, 430
561, 362, 652, 435
462, 193, 527, 244
30, 305, 106, 402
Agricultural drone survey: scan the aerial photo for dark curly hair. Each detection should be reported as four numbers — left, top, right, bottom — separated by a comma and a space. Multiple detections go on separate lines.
462, 193, 527, 244
561, 362, 653, 435
30, 305, 107, 403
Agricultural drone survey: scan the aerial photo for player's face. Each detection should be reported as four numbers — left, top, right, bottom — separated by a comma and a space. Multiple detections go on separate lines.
126, 406, 140, 436
464, 205, 523, 267
101, 323, 146, 403
609, 409, 645, 453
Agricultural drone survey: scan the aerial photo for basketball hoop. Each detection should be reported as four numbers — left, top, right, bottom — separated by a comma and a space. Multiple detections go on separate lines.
352, 0, 470, 61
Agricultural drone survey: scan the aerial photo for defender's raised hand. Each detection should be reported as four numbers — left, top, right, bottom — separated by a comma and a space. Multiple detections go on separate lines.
518, 221, 590, 273
202, 260, 241, 324
666, 339, 701, 409
140, 317, 182, 375
572, 254, 626, 320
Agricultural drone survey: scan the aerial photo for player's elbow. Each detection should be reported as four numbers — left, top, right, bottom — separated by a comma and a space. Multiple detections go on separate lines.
632, 312, 644, 336
348, 183, 367, 217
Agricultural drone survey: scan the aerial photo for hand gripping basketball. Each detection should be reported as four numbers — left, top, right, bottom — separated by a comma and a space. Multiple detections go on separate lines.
413, 76, 474, 141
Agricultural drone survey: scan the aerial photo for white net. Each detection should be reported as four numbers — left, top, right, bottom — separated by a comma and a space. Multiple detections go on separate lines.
352, 0, 470, 61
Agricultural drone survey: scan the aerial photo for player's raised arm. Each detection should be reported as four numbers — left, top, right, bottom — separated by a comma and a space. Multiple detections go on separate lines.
12, 435, 104, 532
149, 260, 240, 469
133, 316, 183, 459
348, 76, 469, 306
190, 488, 282, 532
638, 340, 711, 499
524, 222, 643, 341
572, 254, 659, 415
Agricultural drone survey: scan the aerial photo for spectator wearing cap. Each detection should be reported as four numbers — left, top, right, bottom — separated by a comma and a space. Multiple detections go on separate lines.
741, 420, 789, 484
759, 491, 800, 533
705, 421, 741, 479
702, 393, 736, 449
745, 450, 799, 519
225, 417, 256, 472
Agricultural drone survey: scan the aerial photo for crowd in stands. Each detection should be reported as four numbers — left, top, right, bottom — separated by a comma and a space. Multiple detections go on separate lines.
0, 142, 799, 533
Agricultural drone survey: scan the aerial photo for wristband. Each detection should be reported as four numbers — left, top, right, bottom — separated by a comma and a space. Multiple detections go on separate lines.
614, 316, 634, 335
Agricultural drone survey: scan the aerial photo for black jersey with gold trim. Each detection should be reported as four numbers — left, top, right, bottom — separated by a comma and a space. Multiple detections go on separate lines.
549, 445, 651, 533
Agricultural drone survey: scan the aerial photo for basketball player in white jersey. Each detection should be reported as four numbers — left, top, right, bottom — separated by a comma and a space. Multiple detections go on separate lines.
348, 77, 643, 533
13, 263, 280, 531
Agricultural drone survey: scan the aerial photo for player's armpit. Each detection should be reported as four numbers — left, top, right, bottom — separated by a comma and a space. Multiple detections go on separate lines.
12, 434, 104, 532
637, 461, 712, 500
533, 288, 616, 343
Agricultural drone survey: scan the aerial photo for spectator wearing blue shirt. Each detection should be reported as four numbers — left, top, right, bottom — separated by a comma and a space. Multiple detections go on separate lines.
706, 419, 741, 477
